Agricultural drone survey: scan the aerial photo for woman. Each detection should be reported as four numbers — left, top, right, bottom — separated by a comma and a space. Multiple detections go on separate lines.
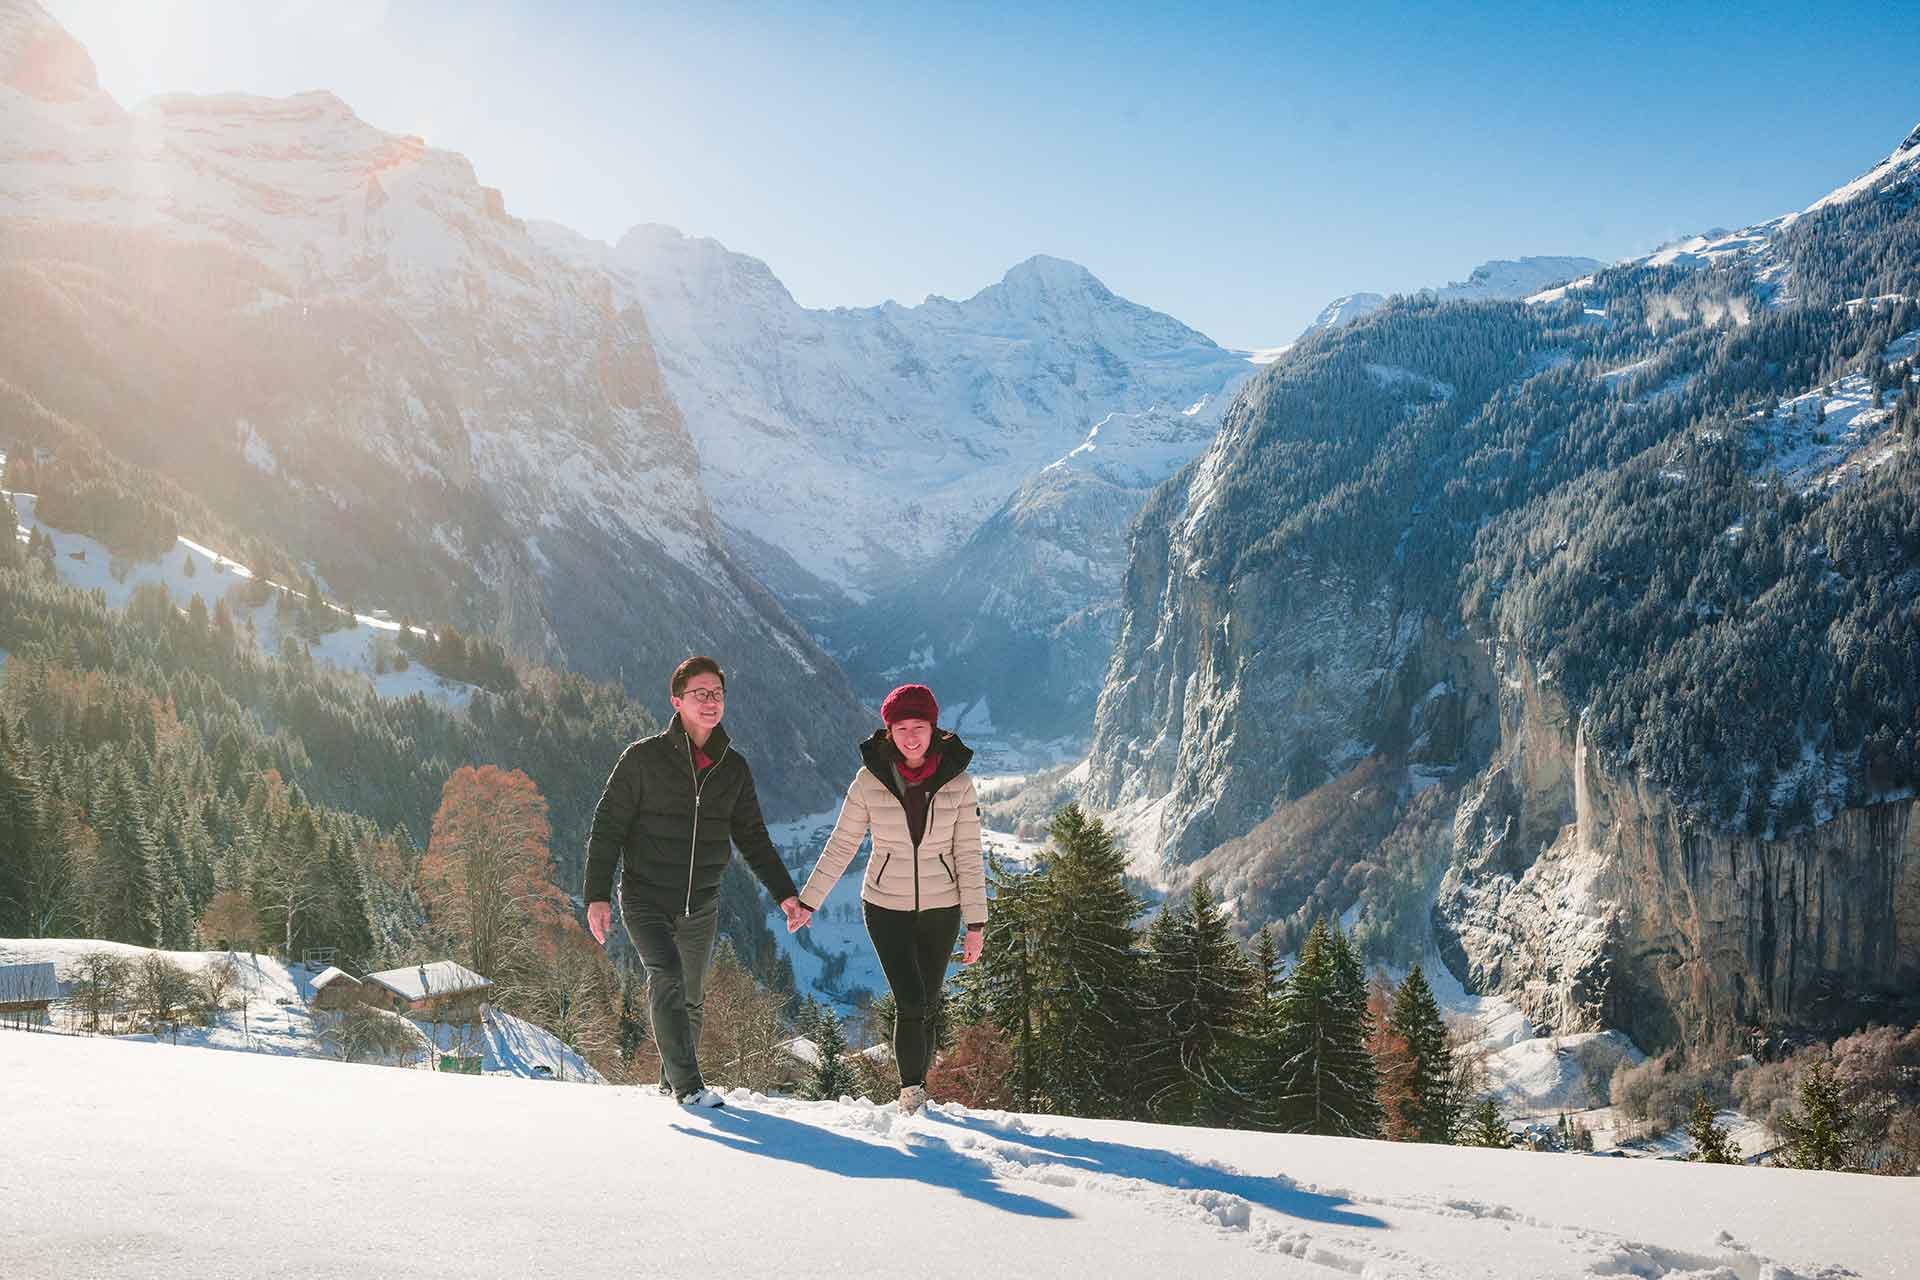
790, 683, 986, 1114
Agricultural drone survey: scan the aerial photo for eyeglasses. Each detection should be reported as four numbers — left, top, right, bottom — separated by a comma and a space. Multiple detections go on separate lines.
680, 687, 725, 705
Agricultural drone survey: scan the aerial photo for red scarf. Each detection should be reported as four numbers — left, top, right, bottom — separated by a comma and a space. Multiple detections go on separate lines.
897, 753, 940, 785
692, 745, 714, 771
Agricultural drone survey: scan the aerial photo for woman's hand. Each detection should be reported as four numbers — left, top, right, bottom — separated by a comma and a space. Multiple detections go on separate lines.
782, 897, 813, 933
960, 927, 984, 965
587, 901, 611, 945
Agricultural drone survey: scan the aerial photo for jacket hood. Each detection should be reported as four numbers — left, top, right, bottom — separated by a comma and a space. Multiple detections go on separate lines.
859, 727, 972, 798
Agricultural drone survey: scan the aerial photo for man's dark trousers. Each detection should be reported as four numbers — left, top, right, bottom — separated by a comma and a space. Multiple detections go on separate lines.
622, 895, 721, 1096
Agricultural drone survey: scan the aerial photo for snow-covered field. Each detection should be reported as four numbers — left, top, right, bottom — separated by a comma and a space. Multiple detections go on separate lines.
3, 1030, 1908, 1279
0, 938, 592, 1081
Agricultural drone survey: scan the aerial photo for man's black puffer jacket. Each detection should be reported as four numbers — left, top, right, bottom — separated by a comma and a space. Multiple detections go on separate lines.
583, 716, 798, 916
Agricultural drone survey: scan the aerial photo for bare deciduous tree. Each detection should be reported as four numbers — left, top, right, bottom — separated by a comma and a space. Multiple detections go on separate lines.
195, 955, 241, 1027
694, 943, 791, 1096
69, 949, 132, 1033
198, 890, 264, 953
417, 766, 567, 983
257, 809, 330, 960
320, 1006, 424, 1066
132, 952, 196, 1037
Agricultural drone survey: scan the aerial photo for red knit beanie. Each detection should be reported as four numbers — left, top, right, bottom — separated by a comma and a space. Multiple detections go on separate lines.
880, 683, 939, 726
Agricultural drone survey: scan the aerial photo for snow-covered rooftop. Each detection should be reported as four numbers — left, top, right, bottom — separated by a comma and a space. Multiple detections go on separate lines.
363, 961, 491, 1002
309, 966, 358, 990
0, 961, 58, 1003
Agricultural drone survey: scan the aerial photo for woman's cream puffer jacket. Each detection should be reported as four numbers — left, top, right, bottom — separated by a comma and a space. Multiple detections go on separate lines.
798, 732, 987, 926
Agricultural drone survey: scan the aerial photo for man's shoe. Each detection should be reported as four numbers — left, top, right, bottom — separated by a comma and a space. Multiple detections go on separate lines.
678, 1086, 726, 1109
897, 1084, 928, 1115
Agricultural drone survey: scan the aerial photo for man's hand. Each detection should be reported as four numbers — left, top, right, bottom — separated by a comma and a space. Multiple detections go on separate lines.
960, 927, 984, 965
587, 901, 611, 945
780, 897, 812, 933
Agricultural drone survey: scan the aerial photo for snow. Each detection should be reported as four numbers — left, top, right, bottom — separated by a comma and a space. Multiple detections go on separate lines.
2, 489, 481, 711
363, 960, 490, 1002
0, 938, 592, 1082
4, 1030, 1912, 1279
1803, 123, 1920, 214
1746, 341, 1911, 491
527, 219, 1255, 598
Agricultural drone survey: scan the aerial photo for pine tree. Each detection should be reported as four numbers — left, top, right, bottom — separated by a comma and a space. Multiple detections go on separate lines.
1140, 879, 1255, 1123
1781, 1061, 1855, 1171
1245, 918, 1382, 1137
1685, 1090, 1740, 1164
804, 1004, 856, 1101
92, 760, 158, 945
1024, 805, 1146, 1118
1463, 1097, 1512, 1149
1250, 926, 1284, 1019
0, 720, 45, 935
1387, 965, 1458, 1142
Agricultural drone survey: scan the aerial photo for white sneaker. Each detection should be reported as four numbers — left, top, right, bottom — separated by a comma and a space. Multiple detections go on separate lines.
678, 1086, 726, 1109
897, 1085, 928, 1115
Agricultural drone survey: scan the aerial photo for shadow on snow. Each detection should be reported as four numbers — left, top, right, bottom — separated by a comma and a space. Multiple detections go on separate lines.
674, 1108, 1073, 1220
931, 1112, 1387, 1230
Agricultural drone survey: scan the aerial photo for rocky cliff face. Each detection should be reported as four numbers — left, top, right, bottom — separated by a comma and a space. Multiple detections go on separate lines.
0, 0, 868, 813
1087, 121, 1920, 1051
1437, 644, 1920, 1052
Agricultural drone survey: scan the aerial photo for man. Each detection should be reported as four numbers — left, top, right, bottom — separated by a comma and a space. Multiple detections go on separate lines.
585, 655, 807, 1108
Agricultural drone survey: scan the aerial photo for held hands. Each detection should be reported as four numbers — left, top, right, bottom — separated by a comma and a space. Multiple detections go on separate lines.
587, 901, 611, 946
780, 897, 813, 933
960, 927, 984, 965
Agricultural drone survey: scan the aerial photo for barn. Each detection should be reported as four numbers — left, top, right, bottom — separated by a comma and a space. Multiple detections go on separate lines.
0, 962, 58, 1030
362, 961, 492, 1025
309, 966, 366, 1013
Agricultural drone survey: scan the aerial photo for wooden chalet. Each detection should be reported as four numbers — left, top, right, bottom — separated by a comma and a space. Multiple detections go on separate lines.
0, 962, 58, 1030
362, 961, 492, 1025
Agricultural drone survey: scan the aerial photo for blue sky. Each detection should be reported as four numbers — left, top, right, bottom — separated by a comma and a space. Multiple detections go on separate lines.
47, 0, 1918, 348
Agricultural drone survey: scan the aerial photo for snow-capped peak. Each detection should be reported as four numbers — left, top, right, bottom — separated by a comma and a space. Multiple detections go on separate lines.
1804, 121, 1920, 215
996, 253, 1107, 295
0, 0, 100, 103
1299, 292, 1389, 339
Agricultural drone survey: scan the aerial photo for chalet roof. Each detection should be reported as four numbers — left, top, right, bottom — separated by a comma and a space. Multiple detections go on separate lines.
364, 961, 491, 1003
310, 967, 359, 990
0, 962, 58, 1004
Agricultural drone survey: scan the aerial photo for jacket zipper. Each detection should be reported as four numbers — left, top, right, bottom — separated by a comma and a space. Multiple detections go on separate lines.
685, 735, 729, 916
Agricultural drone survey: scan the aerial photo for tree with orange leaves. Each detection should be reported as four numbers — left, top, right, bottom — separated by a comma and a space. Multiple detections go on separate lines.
418, 765, 568, 983
1367, 972, 1418, 1140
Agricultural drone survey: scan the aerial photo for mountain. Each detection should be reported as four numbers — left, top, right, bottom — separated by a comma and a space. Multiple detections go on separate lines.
831, 402, 1225, 736
1294, 257, 1607, 342
531, 223, 1257, 604
0, 0, 866, 813
1087, 124, 1920, 1051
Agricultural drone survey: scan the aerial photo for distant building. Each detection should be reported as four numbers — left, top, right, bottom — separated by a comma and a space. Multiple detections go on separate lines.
362, 961, 492, 1026
309, 966, 366, 1013
0, 962, 58, 1030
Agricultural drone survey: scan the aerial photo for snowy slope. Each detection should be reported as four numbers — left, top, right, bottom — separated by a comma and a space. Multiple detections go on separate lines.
4, 484, 479, 708
0, 1, 873, 813
5, 1031, 1911, 1279
1295, 258, 1605, 343
0, 937, 594, 1080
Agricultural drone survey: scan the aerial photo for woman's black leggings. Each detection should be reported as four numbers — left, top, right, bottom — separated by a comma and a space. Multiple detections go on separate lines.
863, 900, 961, 1088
